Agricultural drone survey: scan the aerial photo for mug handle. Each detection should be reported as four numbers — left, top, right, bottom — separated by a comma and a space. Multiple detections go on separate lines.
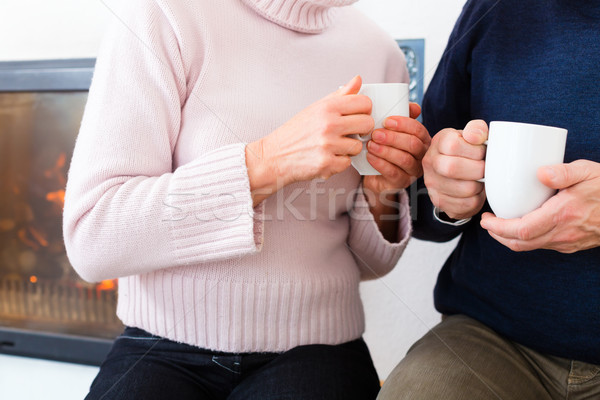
476, 140, 489, 183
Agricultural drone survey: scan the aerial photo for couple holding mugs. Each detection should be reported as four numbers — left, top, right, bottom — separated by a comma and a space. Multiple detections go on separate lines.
64, 0, 599, 399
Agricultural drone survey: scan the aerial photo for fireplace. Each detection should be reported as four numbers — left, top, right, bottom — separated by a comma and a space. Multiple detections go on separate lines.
0, 59, 123, 365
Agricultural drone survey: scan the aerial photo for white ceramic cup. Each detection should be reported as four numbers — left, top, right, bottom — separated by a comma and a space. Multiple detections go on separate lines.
482, 121, 568, 219
349, 83, 410, 175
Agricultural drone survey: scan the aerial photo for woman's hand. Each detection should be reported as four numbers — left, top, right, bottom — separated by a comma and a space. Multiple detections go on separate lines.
246, 75, 373, 204
361, 104, 431, 242
363, 103, 431, 195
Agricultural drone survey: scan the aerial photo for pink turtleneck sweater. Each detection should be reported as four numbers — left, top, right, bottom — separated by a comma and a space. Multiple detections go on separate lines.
64, 0, 411, 353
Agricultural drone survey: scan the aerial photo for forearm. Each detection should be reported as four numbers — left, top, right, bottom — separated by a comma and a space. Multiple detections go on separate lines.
365, 190, 400, 243
65, 144, 264, 282
348, 189, 411, 280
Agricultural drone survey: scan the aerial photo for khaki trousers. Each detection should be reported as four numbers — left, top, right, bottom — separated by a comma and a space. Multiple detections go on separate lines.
378, 314, 600, 400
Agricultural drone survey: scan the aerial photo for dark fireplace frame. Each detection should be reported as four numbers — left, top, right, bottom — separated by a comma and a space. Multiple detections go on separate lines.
0, 58, 114, 366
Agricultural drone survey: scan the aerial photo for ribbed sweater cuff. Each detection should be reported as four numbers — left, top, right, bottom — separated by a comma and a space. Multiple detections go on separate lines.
347, 189, 411, 279
166, 143, 264, 264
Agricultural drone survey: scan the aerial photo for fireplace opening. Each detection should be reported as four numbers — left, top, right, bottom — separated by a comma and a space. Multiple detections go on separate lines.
0, 59, 123, 365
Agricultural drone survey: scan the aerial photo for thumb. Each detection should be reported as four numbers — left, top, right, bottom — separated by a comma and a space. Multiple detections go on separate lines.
337, 75, 362, 96
537, 160, 594, 189
409, 103, 422, 119
461, 119, 488, 145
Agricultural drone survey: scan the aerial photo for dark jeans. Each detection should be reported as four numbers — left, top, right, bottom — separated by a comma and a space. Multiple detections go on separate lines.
86, 327, 380, 400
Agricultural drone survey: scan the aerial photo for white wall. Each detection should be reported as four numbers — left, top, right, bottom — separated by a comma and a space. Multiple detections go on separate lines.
0, 0, 465, 398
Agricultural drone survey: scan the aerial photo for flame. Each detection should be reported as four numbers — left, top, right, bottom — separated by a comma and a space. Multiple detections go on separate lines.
29, 276, 38, 283
17, 227, 49, 250
43, 153, 67, 208
46, 190, 65, 207
44, 153, 66, 179
28, 227, 48, 247
97, 280, 116, 291
18, 228, 39, 250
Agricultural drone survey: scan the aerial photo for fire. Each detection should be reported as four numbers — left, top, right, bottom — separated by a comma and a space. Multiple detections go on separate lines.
44, 153, 68, 208
29, 276, 38, 283
46, 190, 65, 207
18, 228, 38, 250
17, 227, 49, 250
97, 280, 116, 291
43, 153, 66, 182
28, 227, 48, 247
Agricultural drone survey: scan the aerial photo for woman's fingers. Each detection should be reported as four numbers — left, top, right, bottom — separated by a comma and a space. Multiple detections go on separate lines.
383, 116, 431, 146
336, 94, 373, 116
335, 137, 363, 157
367, 143, 422, 177
371, 129, 428, 160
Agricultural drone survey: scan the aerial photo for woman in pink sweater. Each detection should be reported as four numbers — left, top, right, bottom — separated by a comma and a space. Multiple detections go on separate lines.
63, 0, 430, 398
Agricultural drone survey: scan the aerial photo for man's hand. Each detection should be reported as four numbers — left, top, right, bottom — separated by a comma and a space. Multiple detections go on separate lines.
480, 160, 600, 253
421, 120, 488, 220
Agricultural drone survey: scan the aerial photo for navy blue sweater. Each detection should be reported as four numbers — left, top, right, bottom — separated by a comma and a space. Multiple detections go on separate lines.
415, 0, 600, 364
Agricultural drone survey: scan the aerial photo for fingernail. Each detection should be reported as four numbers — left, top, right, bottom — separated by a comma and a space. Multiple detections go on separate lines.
543, 166, 557, 180
372, 130, 385, 142
343, 75, 359, 90
368, 141, 381, 152
384, 118, 398, 130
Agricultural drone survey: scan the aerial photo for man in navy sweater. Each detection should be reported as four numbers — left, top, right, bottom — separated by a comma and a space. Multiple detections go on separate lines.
378, 0, 599, 399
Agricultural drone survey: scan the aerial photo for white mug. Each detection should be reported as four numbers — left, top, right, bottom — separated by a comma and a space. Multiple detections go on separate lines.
350, 83, 410, 175
482, 121, 568, 219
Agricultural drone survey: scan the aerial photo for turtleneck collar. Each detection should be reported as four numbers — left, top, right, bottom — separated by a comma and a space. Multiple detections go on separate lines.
240, 0, 358, 33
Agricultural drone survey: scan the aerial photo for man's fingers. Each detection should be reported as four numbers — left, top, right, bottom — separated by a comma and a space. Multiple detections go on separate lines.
431, 154, 485, 181
462, 119, 489, 145
430, 177, 484, 199
437, 130, 486, 160
485, 231, 541, 252
480, 207, 556, 241
538, 160, 596, 190
428, 191, 486, 220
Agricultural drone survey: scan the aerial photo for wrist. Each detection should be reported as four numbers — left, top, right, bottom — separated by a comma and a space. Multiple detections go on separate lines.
246, 140, 280, 204
365, 186, 400, 242
433, 207, 472, 226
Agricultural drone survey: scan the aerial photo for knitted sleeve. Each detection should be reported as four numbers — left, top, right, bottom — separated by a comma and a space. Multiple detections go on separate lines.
347, 186, 411, 280
63, 0, 263, 282
413, 0, 483, 242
